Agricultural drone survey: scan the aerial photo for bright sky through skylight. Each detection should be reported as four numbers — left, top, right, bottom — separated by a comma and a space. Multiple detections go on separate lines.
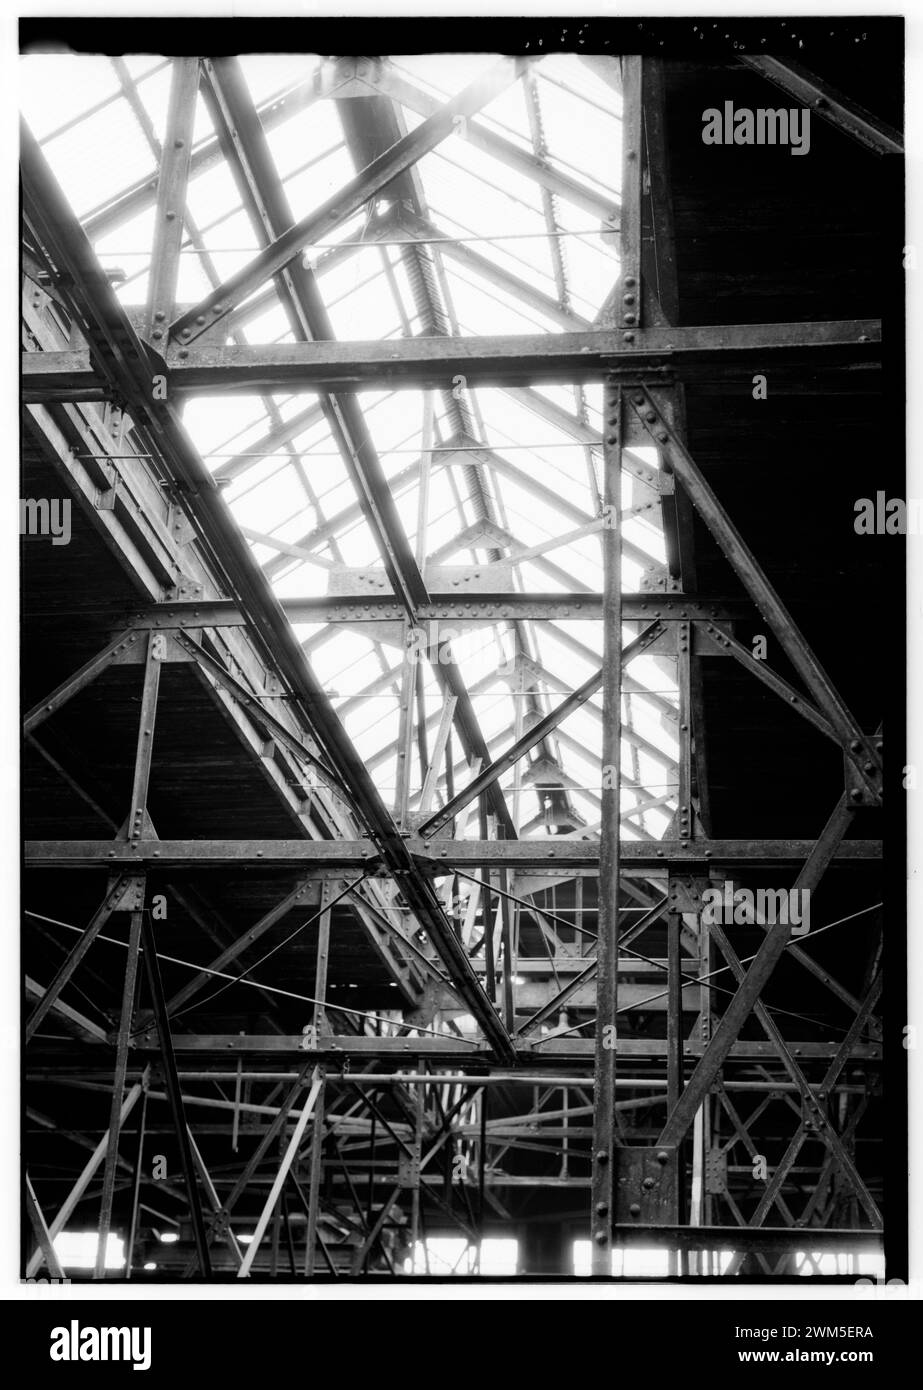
22, 51, 678, 838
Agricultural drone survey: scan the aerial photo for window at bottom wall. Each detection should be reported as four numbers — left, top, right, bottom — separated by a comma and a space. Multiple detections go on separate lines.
404, 1237, 519, 1275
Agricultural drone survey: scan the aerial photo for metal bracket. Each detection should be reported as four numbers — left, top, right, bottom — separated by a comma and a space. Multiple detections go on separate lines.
168, 504, 197, 548
167, 578, 204, 602
705, 1146, 728, 1195
106, 875, 147, 913
397, 1152, 421, 1189
615, 1144, 679, 1224
845, 740, 883, 808
639, 565, 682, 593
667, 875, 709, 913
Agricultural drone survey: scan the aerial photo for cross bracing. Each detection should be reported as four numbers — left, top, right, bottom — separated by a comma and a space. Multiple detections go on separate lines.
20, 44, 896, 1280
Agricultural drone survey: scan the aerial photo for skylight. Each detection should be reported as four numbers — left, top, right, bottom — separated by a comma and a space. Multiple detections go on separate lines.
21, 51, 678, 840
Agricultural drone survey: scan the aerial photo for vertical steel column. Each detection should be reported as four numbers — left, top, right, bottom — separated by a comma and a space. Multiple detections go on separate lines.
410, 1080, 424, 1258
124, 1087, 148, 1279
95, 626, 164, 1276
94, 901, 144, 1279
666, 894, 685, 1273
303, 1067, 326, 1276
394, 622, 415, 828
676, 619, 694, 839
125, 632, 163, 842
313, 879, 333, 1038
589, 51, 638, 1277
590, 383, 623, 1274
303, 881, 332, 1273
140, 912, 212, 1276
668, 616, 694, 1240
499, 842, 516, 1031
480, 800, 497, 1001
667, 909, 684, 1113
145, 57, 199, 337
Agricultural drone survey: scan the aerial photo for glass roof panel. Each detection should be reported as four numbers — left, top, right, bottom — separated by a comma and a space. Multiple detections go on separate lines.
22, 50, 678, 840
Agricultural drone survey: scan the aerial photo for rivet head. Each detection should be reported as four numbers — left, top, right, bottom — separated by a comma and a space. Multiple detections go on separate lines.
595, 1150, 609, 1164
623, 294, 636, 306
656, 1151, 669, 1165
622, 332, 635, 342
642, 1177, 655, 1190
629, 1203, 642, 1217
623, 313, 637, 326
624, 277, 637, 288
594, 1230, 608, 1244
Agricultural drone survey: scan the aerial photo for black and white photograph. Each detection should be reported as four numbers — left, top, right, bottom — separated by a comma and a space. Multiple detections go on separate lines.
4, 0, 920, 1353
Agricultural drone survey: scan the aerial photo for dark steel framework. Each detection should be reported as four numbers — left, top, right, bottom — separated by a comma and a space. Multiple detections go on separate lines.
20, 48, 894, 1280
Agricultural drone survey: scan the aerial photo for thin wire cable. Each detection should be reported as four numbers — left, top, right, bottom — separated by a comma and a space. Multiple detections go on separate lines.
23, 908, 479, 1046
534, 902, 884, 1042
162, 876, 366, 1024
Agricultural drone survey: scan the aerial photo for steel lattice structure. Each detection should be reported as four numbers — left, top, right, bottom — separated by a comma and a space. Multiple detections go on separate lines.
20, 42, 899, 1280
